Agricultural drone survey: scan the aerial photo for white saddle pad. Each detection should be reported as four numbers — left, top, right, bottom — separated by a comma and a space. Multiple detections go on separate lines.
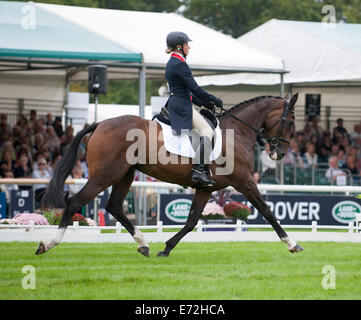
156, 119, 222, 160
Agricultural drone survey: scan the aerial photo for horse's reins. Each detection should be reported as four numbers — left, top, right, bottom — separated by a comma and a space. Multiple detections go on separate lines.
215, 99, 294, 148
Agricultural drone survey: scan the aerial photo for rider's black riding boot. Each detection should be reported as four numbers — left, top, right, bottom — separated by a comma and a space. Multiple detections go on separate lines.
191, 136, 215, 187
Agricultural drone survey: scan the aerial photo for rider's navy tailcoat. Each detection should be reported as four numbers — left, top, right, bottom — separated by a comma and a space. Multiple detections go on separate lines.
165, 53, 214, 135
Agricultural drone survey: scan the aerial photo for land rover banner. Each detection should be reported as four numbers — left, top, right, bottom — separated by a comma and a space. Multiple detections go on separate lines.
158, 194, 361, 225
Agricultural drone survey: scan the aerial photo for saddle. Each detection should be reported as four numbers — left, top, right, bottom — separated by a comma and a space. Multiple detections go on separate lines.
152, 107, 222, 161
153, 107, 218, 132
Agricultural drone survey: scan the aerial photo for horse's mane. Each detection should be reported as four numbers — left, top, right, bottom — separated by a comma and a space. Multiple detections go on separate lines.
218, 95, 283, 117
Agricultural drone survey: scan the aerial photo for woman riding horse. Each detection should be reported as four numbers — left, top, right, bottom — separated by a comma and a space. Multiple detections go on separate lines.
164, 31, 223, 188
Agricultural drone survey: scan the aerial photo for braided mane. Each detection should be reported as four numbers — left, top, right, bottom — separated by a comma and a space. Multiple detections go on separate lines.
218, 95, 283, 117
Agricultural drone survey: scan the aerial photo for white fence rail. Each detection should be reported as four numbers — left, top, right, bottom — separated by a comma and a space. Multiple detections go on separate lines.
1, 218, 361, 243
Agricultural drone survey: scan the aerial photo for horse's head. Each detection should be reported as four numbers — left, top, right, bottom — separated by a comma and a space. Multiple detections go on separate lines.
262, 92, 298, 161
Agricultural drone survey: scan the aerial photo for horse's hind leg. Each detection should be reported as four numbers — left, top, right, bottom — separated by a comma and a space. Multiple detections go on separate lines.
105, 169, 150, 257
158, 189, 211, 257
36, 179, 105, 255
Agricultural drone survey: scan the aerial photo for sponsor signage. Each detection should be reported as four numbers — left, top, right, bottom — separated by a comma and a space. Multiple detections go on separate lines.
9, 189, 34, 217
159, 193, 361, 225
0, 192, 6, 219
231, 194, 361, 225
159, 194, 194, 225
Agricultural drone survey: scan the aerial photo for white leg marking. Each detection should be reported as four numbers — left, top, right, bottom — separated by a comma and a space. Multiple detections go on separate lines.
281, 236, 297, 250
133, 227, 148, 248
44, 228, 66, 251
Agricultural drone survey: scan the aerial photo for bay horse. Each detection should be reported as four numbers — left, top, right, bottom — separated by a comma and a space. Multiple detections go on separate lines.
36, 93, 303, 256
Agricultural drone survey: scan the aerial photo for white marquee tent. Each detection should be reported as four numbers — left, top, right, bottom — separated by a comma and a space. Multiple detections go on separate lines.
196, 19, 361, 86
0, 1, 289, 122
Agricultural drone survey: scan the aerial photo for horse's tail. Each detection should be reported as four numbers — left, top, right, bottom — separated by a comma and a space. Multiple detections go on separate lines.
42, 122, 98, 209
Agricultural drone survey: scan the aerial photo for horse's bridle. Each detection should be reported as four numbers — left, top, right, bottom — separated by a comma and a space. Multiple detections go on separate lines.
217, 99, 295, 150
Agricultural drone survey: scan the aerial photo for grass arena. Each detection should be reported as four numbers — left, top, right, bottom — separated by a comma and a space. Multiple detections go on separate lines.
1, 237, 361, 300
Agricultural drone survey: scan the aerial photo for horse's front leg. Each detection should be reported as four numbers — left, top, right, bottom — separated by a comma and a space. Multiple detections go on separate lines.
157, 189, 212, 257
235, 178, 303, 253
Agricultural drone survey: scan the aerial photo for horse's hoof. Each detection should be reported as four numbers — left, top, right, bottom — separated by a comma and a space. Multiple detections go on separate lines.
35, 241, 46, 255
289, 244, 304, 253
157, 251, 169, 257
137, 246, 150, 257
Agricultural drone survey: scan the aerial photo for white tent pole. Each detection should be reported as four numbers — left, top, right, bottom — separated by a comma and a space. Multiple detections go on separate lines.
139, 65, 146, 118
280, 73, 284, 97
138, 65, 147, 225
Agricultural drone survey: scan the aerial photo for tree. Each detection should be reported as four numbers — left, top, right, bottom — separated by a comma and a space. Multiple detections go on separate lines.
182, 0, 361, 38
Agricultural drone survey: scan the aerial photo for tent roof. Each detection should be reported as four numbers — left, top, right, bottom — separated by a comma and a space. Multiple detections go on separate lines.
36, 3, 284, 74
0, 1, 142, 63
0, 2, 286, 80
196, 19, 361, 86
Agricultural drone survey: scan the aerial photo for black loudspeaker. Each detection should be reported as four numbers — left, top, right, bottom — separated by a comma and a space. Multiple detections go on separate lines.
305, 94, 321, 121
88, 65, 108, 94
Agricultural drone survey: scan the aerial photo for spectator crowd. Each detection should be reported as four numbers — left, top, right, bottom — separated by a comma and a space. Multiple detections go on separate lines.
257, 116, 361, 185
0, 111, 89, 206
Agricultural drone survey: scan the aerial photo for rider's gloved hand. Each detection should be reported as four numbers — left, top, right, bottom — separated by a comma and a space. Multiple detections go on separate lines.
203, 101, 215, 113
210, 96, 223, 108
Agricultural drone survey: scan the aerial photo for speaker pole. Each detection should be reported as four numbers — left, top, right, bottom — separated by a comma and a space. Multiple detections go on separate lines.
94, 93, 98, 123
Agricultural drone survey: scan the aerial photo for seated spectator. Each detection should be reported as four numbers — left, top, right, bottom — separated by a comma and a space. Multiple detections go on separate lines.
0, 140, 16, 162
283, 138, 305, 168
295, 131, 305, 154
45, 113, 54, 127
319, 135, 332, 163
310, 116, 323, 142
342, 155, 359, 176
337, 149, 346, 168
332, 118, 349, 143
53, 116, 64, 138
259, 143, 276, 180
32, 159, 52, 207
253, 172, 261, 184
44, 125, 61, 155
67, 163, 84, 198
350, 123, 361, 145
330, 144, 340, 158
28, 109, 37, 131
0, 113, 12, 135
14, 155, 32, 178
0, 150, 16, 177
303, 143, 318, 168
325, 155, 346, 185
0, 170, 19, 208
60, 125, 74, 155
350, 146, 361, 172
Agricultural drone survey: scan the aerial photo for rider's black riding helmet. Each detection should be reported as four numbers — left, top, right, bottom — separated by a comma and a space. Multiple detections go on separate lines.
166, 31, 192, 49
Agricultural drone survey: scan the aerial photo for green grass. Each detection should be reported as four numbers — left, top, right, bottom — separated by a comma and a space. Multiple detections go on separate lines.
1, 241, 361, 300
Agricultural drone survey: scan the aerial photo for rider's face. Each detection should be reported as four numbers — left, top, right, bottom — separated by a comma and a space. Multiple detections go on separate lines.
182, 43, 190, 56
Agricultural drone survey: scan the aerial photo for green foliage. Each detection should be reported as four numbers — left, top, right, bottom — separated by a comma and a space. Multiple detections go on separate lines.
183, 0, 361, 37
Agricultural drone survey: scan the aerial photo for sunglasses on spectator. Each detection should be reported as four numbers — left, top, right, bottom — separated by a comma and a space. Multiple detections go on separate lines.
39, 163, 46, 166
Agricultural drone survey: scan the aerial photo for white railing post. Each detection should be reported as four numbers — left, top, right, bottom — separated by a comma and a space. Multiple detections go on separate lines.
116, 222, 122, 235
196, 220, 203, 232
157, 221, 163, 234
356, 214, 361, 234
311, 221, 317, 233
73, 220, 79, 232
236, 219, 243, 232
348, 222, 354, 234
29, 220, 35, 232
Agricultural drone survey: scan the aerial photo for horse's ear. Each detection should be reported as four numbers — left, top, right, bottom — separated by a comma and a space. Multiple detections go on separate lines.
289, 92, 299, 109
